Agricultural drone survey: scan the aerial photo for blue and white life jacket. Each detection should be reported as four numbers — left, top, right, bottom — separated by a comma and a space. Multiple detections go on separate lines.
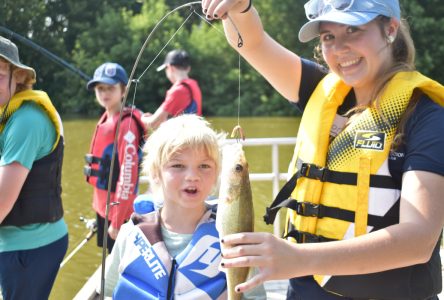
113, 209, 227, 300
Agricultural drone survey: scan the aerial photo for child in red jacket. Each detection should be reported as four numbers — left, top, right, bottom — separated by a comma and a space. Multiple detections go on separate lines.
84, 62, 147, 253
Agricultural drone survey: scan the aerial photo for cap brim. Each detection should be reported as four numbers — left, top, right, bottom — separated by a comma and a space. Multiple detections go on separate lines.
299, 11, 379, 43
156, 64, 166, 72
0, 54, 36, 80
86, 77, 120, 90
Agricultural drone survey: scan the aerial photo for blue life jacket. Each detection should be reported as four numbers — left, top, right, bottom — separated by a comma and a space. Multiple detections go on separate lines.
113, 210, 227, 300
133, 194, 218, 215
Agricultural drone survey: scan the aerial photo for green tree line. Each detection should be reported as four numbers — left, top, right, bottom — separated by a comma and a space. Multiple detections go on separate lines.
1, 0, 443, 116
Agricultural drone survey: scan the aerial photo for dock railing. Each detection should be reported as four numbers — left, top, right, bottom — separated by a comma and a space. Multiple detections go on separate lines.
139, 137, 298, 237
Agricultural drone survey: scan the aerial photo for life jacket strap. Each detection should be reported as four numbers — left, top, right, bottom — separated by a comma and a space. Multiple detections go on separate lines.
285, 227, 338, 243
84, 165, 106, 178
265, 198, 399, 229
263, 158, 401, 225
84, 154, 111, 167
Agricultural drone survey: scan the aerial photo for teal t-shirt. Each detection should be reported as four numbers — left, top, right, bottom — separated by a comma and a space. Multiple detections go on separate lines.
0, 100, 68, 252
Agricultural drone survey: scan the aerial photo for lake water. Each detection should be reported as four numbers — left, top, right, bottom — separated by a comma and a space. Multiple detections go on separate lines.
46, 116, 301, 299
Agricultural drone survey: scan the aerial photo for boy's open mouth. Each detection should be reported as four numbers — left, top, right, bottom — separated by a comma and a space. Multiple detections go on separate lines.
184, 187, 197, 194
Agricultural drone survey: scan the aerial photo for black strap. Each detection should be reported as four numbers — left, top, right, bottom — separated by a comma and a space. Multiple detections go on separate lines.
263, 158, 401, 225
180, 81, 193, 107
266, 198, 399, 228
285, 229, 338, 243
84, 166, 105, 178
84, 154, 111, 166
324, 169, 401, 189
121, 109, 147, 147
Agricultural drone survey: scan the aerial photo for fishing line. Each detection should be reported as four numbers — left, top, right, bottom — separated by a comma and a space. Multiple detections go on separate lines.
192, 12, 244, 141
137, 12, 194, 81
238, 54, 241, 126
193, 12, 240, 46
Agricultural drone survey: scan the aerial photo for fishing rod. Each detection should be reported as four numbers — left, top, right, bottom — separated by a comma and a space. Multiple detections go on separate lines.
98, 2, 244, 299
60, 217, 97, 268
0, 26, 91, 82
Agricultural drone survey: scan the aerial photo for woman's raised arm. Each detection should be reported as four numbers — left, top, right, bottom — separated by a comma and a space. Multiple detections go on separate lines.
202, 0, 302, 103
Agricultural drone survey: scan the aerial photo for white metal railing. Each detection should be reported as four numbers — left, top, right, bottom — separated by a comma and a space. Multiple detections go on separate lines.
139, 137, 298, 236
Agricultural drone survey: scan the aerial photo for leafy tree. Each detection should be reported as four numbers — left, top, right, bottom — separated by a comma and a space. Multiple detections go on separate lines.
2, 0, 443, 116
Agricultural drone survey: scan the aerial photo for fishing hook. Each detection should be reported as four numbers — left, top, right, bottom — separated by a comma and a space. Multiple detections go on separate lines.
99, 2, 244, 299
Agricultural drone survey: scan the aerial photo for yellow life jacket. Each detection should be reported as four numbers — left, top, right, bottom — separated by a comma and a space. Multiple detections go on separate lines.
0, 90, 63, 151
0, 90, 65, 227
264, 71, 444, 299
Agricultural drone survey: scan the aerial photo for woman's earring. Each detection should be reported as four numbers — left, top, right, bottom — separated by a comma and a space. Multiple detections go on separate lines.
387, 36, 395, 44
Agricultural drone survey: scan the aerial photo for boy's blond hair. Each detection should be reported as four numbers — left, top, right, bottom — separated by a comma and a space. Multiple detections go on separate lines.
0, 57, 35, 94
142, 114, 225, 196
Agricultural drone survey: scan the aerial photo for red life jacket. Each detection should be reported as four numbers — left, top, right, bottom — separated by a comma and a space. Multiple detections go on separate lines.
84, 107, 147, 192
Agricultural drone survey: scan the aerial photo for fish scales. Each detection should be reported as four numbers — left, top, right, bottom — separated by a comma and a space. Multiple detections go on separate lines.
217, 143, 254, 300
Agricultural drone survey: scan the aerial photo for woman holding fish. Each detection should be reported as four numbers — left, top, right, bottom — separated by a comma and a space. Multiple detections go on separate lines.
203, 0, 444, 299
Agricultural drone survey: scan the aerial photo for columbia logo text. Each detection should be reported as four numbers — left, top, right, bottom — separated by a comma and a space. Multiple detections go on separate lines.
119, 141, 136, 200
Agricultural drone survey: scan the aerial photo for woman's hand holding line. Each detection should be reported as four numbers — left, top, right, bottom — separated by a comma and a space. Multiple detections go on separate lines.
202, 0, 250, 20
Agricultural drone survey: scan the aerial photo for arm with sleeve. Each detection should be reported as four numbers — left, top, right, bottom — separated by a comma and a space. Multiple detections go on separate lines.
0, 101, 56, 169
111, 117, 142, 230
401, 96, 444, 177
290, 58, 329, 113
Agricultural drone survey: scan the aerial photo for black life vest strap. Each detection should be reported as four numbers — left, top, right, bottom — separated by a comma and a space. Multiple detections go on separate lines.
263, 158, 401, 225
285, 229, 338, 243
265, 197, 399, 228
84, 154, 110, 167
84, 165, 106, 178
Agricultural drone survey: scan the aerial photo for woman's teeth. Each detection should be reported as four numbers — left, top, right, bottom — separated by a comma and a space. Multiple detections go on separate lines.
340, 58, 361, 68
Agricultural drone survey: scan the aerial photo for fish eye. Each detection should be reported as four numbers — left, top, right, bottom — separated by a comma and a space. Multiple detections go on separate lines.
235, 164, 243, 173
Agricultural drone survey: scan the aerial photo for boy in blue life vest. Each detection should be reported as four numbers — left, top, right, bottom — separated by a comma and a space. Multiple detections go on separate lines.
84, 63, 147, 253
97, 114, 266, 299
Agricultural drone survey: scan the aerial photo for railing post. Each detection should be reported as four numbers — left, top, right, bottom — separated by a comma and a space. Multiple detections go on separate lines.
272, 143, 280, 237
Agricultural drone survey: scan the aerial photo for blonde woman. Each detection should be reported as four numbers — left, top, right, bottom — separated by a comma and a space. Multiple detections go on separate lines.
0, 37, 68, 299
203, 0, 444, 299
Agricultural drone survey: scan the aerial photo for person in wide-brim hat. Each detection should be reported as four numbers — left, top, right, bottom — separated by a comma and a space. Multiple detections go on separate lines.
0, 36, 69, 300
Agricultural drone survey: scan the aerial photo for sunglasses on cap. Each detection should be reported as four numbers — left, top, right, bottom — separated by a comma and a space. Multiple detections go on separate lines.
304, 0, 354, 20
304, 0, 393, 20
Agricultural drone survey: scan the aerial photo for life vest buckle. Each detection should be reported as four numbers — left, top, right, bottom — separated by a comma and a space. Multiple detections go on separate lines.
85, 154, 94, 164
297, 201, 323, 218
84, 166, 92, 177
300, 163, 327, 182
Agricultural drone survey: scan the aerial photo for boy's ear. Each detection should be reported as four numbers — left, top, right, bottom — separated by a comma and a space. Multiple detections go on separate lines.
121, 86, 127, 98
186, 66, 191, 74
151, 170, 161, 184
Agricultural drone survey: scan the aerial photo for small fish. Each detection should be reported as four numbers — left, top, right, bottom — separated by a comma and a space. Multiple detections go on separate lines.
217, 142, 254, 300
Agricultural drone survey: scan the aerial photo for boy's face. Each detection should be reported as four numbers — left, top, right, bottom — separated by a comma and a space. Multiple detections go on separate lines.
159, 147, 218, 211
94, 82, 124, 111
0, 62, 19, 107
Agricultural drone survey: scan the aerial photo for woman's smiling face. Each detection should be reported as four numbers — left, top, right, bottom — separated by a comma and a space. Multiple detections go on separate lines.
320, 19, 397, 96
